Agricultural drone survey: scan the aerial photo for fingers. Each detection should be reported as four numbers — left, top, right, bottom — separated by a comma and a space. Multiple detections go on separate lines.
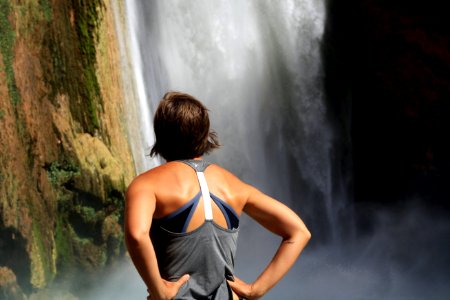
159, 274, 190, 299
227, 278, 237, 289
230, 276, 246, 285
227, 276, 245, 292
227, 276, 251, 298
174, 274, 190, 287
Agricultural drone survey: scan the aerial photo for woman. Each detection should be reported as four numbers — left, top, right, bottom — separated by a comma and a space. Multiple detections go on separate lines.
125, 92, 311, 299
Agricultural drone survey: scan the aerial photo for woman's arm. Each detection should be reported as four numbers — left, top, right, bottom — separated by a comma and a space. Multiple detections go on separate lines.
125, 179, 189, 300
227, 185, 311, 299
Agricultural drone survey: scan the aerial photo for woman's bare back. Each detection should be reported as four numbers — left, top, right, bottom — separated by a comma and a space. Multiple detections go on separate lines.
138, 160, 247, 233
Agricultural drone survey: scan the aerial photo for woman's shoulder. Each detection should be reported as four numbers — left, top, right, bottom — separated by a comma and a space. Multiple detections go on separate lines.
206, 163, 253, 199
127, 163, 174, 192
210, 163, 253, 185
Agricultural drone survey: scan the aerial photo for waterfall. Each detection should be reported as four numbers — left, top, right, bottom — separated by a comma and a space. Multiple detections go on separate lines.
123, 0, 345, 242
84, 2, 450, 299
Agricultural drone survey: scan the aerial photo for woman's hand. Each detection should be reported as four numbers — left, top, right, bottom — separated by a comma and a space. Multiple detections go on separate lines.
147, 274, 190, 300
227, 276, 260, 300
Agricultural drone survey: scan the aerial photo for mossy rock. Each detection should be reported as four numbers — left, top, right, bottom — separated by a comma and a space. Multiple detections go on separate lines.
73, 133, 124, 197
0, 267, 26, 300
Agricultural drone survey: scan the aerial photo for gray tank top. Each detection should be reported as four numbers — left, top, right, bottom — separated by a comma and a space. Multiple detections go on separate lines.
150, 160, 239, 299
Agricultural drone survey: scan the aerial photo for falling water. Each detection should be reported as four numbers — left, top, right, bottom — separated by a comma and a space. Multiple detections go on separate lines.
82, 1, 450, 299
124, 0, 344, 242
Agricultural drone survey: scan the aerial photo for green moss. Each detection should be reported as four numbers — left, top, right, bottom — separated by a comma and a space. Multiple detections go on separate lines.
0, 109, 5, 120
0, 1, 32, 147
54, 216, 75, 270
0, 0, 20, 106
76, 205, 97, 223
40, 0, 53, 22
72, 0, 105, 133
99, 248, 107, 267
42, 0, 105, 135
83, 64, 101, 130
31, 221, 54, 287
16, 0, 53, 38
2, 173, 19, 208
45, 160, 80, 187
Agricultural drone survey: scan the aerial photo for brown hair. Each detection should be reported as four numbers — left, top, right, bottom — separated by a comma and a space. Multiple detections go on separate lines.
150, 92, 220, 161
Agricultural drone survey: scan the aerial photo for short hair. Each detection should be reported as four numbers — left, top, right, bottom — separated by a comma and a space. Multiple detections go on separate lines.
150, 92, 220, 161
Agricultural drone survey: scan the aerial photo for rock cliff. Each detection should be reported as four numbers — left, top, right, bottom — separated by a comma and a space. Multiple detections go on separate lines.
0, 0, 135, 298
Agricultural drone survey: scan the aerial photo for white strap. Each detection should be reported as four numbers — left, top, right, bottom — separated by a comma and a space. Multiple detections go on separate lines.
196, 172, 213, 220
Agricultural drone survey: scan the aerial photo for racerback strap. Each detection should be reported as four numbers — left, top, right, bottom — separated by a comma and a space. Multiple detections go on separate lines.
178, 160, 213, 220
196, 172, 213, 220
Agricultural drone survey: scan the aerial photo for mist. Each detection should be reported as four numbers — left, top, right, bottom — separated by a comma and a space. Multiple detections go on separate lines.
80, 201, 450, 300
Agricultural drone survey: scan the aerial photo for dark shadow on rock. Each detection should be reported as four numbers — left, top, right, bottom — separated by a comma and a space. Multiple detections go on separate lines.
0, 224, 32, 293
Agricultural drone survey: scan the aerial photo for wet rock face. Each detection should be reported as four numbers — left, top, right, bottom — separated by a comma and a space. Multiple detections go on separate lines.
0, 267, 26, 300
0, 0, 134, 296
0, 227, 30, 295
324, 0, 450, 207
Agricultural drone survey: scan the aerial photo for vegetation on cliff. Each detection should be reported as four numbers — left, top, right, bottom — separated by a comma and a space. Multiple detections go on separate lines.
0, 0, 135, 298
43, 0, 105, 135
0, 0, 19, 106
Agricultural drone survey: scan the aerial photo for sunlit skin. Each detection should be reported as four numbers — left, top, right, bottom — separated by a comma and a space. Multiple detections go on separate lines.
125, 157, 311, 300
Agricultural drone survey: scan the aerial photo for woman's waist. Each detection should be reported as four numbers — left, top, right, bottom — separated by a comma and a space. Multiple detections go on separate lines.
156, 241, 237, 276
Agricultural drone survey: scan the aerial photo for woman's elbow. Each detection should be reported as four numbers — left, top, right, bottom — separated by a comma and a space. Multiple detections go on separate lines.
303, 227, 312, 242
294, 220, 311, 243
125, 228, 149, 249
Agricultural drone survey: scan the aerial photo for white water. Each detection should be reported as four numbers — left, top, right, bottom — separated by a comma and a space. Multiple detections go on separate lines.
81, 1, 450, 299
122, 0, 337, 295
123, 0, 342, 239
